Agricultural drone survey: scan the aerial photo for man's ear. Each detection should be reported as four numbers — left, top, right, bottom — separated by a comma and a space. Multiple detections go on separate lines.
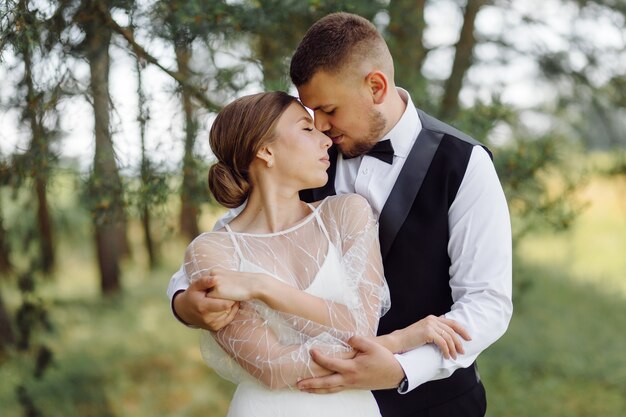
366, 71, 388, 105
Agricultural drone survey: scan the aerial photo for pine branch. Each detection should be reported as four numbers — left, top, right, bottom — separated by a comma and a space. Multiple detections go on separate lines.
95, 4, 221, 113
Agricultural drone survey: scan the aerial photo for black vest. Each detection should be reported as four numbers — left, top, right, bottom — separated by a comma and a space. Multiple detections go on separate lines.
300, 110, 490, 416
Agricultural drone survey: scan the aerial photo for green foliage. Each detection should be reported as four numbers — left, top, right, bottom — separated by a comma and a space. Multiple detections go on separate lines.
480, 260, 626, 417
0, 222, 55, 417
452, 97, 516, 145
128, 160, 170, 218
81, 171, 126, 227
607, 151, 626, 176
496, 134, 587, 243
449, 97, 587, 245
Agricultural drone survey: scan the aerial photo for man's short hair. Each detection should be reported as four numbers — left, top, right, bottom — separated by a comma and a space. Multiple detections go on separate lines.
290, 12, 392, 87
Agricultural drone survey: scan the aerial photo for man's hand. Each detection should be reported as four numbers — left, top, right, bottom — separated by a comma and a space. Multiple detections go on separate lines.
173, 276, 239, 331
296, 335, 405, 394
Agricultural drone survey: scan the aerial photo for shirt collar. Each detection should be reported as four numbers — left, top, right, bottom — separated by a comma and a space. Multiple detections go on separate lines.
337, 88, 421, 165
384, 88, 421, 159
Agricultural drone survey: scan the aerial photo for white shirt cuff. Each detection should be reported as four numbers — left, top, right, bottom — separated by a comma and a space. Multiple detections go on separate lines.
167, 266, 197, 327
394, 344, 443, 393
167, 265, 189, 300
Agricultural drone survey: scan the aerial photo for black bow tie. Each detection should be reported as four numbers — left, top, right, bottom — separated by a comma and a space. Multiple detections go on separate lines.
365, 139, 394, 164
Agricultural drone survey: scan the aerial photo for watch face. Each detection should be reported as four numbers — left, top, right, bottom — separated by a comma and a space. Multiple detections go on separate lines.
398, 377, 408, 393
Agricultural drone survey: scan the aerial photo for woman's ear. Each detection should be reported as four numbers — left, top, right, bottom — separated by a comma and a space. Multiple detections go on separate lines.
366, 71, 388, 105
256, 145, 274, 168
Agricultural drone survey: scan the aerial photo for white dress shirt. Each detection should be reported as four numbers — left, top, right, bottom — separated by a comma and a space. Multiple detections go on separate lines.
167, 88, 512, 393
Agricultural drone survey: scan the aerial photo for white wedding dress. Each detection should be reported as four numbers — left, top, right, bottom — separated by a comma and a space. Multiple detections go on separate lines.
183, 194, 390, 417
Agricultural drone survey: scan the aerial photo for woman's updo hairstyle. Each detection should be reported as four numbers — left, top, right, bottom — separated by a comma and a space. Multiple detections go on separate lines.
208, 91, 297, 208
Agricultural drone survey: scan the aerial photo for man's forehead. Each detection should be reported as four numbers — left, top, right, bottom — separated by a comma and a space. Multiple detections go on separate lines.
297, 90, 332, 111
296, 71, 339, 107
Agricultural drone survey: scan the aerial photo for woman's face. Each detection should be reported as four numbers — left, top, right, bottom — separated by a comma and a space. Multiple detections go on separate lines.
268, 102, 333, 191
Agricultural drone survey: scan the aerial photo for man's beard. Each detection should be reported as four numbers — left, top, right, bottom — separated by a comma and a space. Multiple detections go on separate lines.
339, 107, 387, 158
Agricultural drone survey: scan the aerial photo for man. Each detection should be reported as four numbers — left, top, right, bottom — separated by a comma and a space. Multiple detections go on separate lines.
168, 12, 512, 417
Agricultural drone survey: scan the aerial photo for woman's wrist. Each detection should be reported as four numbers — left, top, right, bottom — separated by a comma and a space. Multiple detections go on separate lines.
252, 273, 275, 303
379, 332, 403, 353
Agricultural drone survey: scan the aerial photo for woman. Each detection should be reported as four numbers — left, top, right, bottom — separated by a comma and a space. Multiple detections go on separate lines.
183, 92, 466, 417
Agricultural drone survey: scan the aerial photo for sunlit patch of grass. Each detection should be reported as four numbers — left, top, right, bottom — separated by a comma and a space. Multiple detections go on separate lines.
517, 173, 626, 296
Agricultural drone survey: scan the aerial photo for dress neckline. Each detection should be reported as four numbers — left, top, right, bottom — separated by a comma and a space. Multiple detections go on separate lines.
223, 197, 329, 238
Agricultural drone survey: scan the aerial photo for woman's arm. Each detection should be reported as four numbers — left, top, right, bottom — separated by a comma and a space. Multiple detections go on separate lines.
374, 315, 471, 359
200, 268, 358, 333
212, 301, 355, 389
201, 200, 388, 337
184, 232, 355, 389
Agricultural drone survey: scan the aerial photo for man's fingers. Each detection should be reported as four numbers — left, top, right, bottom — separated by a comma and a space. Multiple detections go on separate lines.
203, 296, 235, 311
347, 335, 377, 352
297, 372, 345, 391
300, 386, 345, 394
309, 349, 349, 374
190, 275, 215, 291
220, 302, 240, 325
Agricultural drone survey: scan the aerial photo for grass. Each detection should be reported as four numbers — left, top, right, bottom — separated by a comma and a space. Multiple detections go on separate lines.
0, 233, 236, 417
517, 171, 626, 296
480, 262, 626, 416
1, 165, 625, 416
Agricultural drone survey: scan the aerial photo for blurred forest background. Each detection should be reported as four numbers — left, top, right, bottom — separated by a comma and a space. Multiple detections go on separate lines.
0, 0, 625, 416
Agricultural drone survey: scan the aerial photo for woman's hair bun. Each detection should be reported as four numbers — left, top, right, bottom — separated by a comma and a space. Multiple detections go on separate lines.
208, 161, 250, 208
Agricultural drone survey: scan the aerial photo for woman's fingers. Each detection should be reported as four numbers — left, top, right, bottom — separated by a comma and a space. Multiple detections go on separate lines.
430, 317, 472, 359
438, 316, 472, 341
433, 326, 455, 359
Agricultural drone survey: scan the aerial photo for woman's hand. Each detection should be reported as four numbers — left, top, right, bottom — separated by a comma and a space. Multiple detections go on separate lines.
205, 268, 270, 302
374, 315, 471, 360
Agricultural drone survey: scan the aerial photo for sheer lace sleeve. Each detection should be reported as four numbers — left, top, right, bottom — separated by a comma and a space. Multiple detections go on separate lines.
183, 195, 389, 390
323, 194, 391, 336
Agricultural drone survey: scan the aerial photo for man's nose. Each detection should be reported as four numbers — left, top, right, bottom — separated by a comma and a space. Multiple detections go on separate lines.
314, 111, 331, 133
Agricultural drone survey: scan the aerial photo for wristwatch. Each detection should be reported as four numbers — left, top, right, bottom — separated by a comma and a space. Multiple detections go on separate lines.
397, 375, 409, 394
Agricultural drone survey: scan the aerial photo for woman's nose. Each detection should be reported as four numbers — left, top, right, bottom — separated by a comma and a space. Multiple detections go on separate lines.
322, 134, 332, 148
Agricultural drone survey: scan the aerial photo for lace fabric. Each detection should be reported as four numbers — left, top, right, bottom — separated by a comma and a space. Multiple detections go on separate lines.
183, 194, 390, 390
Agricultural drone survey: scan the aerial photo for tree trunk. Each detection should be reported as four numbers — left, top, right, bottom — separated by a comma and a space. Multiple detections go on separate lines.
386, 0, 428, 104
135, 50, 159, 269
0, 291, 15, 352
176, 41, 201, 241
141, 204, 157, 268
84, 2, 123, 295
34, 178, 54, 273
20, 0, 55, 274
439, 0, 488, 121
257, 36, 290, 91
0, 197, 12, 273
